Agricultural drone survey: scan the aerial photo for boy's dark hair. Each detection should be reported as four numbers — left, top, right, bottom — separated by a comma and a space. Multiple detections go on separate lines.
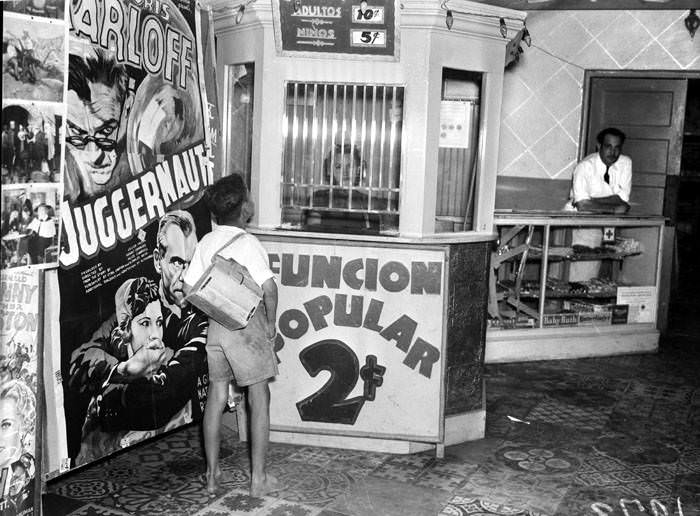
204, 174, 248, 220
596, 127, 626, 145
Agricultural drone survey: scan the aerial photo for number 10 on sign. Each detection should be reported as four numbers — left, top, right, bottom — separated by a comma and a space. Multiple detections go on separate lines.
351, 29, 386, 47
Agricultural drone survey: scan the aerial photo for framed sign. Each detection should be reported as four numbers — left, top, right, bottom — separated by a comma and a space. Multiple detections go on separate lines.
263, 239, 445, 441
272, 0, 399, 60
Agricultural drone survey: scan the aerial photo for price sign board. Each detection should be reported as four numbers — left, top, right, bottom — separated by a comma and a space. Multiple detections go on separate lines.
262, 239, 445, 441
273, 0, 398, 59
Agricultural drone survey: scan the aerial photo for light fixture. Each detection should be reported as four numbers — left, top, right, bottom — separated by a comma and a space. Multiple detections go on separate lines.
293, 0, 301, 13
235, 3, 245, 24
685, 9, 699, 39
446, 9, 454, 30
499, 17, 507, 38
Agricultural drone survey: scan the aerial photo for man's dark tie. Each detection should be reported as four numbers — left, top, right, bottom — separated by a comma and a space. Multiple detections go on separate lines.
603, 165, 610, 184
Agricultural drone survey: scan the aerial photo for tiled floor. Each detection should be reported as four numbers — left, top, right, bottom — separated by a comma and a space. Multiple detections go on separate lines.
44, 309, 700, 516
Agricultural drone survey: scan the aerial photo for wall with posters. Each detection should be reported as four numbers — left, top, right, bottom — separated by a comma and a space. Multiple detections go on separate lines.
2, 0, 222, 479
47, 0, 218, 473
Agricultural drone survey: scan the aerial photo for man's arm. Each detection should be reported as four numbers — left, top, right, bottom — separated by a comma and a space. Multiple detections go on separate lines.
96, 309, 208, 431
574, 196, 630, 214
68, 316, 118, 395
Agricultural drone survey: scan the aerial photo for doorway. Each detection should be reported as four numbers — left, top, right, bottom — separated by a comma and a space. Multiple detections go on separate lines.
583, 72, 700, 340
674, 79, 700, 337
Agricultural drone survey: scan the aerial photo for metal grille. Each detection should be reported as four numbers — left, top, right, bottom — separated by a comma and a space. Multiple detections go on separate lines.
281, 82, 403, 214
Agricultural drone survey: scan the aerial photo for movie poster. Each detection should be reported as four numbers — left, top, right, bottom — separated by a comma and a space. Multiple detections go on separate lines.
48, 0, 218, 472
0, 269, 40, 516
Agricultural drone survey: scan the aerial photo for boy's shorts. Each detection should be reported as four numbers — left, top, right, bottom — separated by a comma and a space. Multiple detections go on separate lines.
206, 306, 278, 387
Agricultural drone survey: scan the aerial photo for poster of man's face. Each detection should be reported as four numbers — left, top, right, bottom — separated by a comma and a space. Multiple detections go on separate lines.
2, 13, 65, 103
63, 47, 130, 204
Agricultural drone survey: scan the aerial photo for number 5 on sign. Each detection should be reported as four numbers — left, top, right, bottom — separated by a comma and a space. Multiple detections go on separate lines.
351, 29, 387, 47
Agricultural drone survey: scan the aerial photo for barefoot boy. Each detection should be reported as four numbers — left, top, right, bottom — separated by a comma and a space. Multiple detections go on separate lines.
184, 174, 280, 497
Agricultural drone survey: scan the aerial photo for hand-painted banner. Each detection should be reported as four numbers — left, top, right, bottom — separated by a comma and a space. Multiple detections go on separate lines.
262, 239, 445, 441
0, 269, 40, 516
46, 0, 217, 473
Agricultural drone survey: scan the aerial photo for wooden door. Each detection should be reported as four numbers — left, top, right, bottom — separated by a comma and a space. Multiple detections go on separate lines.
586, 76, 687, 216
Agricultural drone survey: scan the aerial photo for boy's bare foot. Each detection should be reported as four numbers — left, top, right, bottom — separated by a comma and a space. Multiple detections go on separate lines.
205, 470, 225, 496
249, 474, 282, 497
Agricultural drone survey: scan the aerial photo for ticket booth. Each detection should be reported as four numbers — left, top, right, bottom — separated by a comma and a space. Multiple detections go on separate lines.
212, 0, 523, 454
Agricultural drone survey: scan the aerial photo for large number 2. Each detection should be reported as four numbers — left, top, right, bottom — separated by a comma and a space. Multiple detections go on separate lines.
296, 339, 366, 425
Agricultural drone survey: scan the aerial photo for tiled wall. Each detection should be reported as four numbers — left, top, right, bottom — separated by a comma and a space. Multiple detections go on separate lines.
498, 10, 700, 181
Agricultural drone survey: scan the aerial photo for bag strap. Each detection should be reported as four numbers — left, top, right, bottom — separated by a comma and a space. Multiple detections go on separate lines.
211, 231, 246, 264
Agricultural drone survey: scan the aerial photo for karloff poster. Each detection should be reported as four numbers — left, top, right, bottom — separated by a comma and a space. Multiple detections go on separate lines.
0, 269, 40, 516
48, 0, 218, 472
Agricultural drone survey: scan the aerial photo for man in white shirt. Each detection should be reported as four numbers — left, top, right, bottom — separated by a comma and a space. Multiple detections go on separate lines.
572, 127, 631, 214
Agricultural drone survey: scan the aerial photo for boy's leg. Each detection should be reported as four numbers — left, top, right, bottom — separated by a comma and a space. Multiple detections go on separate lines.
203, 379, 228, 494
247, 379, 279, 497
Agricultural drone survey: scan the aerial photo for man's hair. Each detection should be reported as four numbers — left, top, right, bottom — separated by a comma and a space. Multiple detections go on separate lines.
204, 174, 248, 220
596, 127, 626, 145
68, 49, 128, 104
0, 380, 36, 448
156, 210, 195, 255
323, 144, 362, 185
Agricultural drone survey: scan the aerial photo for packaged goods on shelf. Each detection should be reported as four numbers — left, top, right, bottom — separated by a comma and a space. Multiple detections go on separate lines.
542, 311, 580, 327
487, 316, 537, 330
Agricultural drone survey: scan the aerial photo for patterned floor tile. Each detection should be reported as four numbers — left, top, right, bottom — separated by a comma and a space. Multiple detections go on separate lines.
413, 468, 468, 491
193, 489, 276, 515
368, 452, 435, 482
455, 461, 569, 515
52, 478, 121, 502
327, 476, 446, 516
266, 468, 356, 507
65, 503, 133, 516
439, 496, 546, 516
259, 499, 323, 516
551, 485, 684, 516
527, 397, 613, 432
574, 448, 675, 500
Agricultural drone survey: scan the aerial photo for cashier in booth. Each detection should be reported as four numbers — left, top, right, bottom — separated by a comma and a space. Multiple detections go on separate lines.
570, 127, 631, 215
302, 144, 395, 234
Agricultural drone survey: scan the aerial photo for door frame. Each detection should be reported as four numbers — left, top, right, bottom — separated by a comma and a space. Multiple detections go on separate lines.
580, 69, 700, 162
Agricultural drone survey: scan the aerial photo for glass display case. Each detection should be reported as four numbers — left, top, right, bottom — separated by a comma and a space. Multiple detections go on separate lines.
486, 211, 665, 362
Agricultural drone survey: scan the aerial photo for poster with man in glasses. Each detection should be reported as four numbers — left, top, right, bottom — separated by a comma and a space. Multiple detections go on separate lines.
47, 0, 221, 474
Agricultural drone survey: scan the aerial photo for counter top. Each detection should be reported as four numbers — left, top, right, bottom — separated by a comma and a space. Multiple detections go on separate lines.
494, 210, 666, 227
250, 227, 497, 245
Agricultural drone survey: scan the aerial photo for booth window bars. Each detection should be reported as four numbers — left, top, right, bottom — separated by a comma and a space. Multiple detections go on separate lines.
281, 82, 403, 222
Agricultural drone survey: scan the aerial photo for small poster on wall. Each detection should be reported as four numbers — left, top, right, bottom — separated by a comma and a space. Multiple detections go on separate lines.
272, 0, 398, 59
616, 286, 657, 324
0, 269, 41, 516
439, 101, 472, 149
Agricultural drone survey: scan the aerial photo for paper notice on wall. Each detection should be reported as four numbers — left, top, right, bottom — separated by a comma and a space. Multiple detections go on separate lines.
439, 101, 471, 148
616, 286, 657, 323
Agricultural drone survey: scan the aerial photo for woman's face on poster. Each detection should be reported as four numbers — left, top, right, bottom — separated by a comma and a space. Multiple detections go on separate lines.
0, 398, 22, 467
129, 300, 163, 355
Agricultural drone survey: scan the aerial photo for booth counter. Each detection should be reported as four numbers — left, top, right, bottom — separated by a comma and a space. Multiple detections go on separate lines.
256, 230, 491, 454
211, 0, 523, 452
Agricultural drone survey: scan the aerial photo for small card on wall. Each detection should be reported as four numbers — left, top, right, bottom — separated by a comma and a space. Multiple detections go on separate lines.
439, 101, 471, 149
